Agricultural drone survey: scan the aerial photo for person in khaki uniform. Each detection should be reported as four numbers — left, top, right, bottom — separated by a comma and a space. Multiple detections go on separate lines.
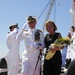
17, 16, 44, 75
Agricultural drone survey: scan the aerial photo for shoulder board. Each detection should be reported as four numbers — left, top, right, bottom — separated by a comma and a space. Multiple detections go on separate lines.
25, 30, 28, 31
37, 29, 43, 32
23, 30, 28, 32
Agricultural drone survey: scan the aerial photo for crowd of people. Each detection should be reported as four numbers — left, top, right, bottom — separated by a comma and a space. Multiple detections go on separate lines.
0, 15, 75, 75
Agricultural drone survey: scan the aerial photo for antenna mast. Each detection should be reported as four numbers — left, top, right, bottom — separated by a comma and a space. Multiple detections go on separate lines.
43, 0, 55, 31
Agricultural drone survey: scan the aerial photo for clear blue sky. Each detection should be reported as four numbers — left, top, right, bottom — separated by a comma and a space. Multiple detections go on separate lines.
0, 0, 72, 58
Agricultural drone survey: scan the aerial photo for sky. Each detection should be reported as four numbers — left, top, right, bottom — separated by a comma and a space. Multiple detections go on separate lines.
0, 0, 72, 58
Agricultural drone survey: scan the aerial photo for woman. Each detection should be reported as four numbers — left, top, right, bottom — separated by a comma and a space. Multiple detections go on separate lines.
43, 20, 63, 75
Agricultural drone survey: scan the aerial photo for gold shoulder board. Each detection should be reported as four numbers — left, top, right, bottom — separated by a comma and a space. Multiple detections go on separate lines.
37, 29, 43, 32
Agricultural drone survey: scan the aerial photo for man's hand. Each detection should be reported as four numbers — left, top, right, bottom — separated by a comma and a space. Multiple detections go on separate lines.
22, 22, 28, 30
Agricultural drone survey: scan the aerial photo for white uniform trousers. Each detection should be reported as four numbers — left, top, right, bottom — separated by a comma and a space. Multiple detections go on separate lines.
21, 57, 41, 75
7, 61, 19, 75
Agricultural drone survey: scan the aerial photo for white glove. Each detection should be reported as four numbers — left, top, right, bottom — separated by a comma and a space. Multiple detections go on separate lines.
39, 46, 44, 50
37, 44, 44, 50
14, 28, 18, 34
22, 22, 28, 30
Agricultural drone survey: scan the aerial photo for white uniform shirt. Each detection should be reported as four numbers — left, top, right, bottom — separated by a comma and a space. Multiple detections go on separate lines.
66, 32, 75, 61
72, 32, 75, 61
17, 28, 44, 61
6, 28, 20, 62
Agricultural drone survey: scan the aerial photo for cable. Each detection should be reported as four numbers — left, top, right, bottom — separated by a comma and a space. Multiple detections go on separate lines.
38, 0, 51, 20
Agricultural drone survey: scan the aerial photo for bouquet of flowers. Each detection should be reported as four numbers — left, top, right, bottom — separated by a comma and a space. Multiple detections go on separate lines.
45, 38, 71, 60
51, 37, 70, 47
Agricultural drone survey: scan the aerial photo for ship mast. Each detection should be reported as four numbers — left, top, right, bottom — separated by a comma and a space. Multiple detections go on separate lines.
42, 0, 55, 32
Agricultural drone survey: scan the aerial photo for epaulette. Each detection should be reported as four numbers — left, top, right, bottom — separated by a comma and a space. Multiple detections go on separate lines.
22, 29, 28, 32
25, 30, 28, 31
37, 29, 43, 32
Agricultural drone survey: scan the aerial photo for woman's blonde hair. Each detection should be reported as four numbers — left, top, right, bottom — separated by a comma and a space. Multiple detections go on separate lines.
45, 20, 57, 31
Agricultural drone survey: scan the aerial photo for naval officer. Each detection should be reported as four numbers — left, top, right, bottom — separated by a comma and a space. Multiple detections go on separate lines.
5, 23, 20, 75
17, 16, 45, 75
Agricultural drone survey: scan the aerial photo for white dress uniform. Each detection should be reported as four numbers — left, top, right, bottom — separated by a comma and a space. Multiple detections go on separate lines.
66, 43, 73, 61
17, 28, 44, 75
5, 28, 20, 75
69, 0, 75, 27
71, 32, 75, 61
66, 32, 75, 62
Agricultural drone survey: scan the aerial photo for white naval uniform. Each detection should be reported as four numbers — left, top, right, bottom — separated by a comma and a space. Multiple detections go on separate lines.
69, 0, 75, 27
71, 32, 75, 61
17, 28, 44, 75
5, 28, 20, 75
66, 43, 73, 61
66, 32, 75, 62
